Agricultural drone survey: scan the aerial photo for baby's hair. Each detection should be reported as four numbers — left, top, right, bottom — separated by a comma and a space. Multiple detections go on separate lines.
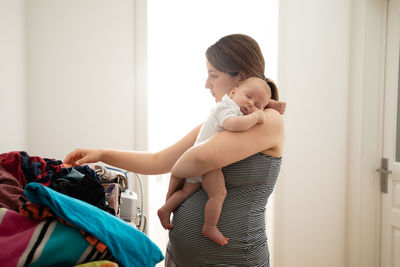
241, 77, 271, 97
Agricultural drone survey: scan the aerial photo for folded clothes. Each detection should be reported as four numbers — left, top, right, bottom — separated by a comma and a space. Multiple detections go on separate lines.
0, 207, 113, 267
0, 165, 26, 211
25, 183, 164, 267
0, 151, 64, 187
0, 151, 115, 215
102, 183, 120, 217
91, 164, 129, 190
19, 201, 108, 254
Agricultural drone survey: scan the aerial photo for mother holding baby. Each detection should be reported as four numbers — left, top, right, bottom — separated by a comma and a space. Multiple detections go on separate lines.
64, 33, 285, 266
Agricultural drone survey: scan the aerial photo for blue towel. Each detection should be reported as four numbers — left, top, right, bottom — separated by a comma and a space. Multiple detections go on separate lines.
25, 183, 164, 267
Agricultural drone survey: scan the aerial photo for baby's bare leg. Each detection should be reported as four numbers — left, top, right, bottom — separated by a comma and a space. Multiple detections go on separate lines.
201, 169, 228, 245
158, 181, 200, 229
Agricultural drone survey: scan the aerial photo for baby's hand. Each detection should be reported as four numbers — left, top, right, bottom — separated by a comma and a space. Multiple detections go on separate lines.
267, 100, 286, 115
255, 109, 265, 124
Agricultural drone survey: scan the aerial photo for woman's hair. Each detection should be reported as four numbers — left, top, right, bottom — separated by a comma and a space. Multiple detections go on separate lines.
206, 34, 279, 101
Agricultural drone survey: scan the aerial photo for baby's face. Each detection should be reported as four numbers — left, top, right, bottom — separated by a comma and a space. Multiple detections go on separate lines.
229, 78, 270, 115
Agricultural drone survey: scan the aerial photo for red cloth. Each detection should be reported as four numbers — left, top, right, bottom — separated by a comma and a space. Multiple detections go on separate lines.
0, 151, 28, 187
0, 151, 64, 187
0, 166, 25, 210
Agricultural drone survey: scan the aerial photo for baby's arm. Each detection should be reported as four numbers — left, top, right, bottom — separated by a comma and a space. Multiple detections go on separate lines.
222, 110, 265, 132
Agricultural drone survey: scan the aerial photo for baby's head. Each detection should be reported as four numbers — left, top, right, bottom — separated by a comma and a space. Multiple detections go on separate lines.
229, 77, 271, 115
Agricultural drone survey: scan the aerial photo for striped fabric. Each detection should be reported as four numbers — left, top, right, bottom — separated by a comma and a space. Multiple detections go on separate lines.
0, 208, 113, 267
24, 183, 164, 267
167, 153, 281, 266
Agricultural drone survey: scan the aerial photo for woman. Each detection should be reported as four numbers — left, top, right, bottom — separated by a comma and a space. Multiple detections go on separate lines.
64, 34, 284, 266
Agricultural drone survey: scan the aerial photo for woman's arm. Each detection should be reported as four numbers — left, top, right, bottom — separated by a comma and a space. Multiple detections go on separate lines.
64, 124, 202, 175
171, 109, 284, 178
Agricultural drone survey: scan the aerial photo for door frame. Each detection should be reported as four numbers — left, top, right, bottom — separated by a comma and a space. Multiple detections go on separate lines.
347, 0, 387, 266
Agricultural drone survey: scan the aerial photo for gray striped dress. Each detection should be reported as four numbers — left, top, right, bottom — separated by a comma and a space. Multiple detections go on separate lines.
166, 153, 282, 266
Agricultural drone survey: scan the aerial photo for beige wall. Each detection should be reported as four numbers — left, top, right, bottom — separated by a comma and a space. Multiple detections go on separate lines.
26, 0, 137, 160
273, 0, 350, 266
0, 0, 27, 152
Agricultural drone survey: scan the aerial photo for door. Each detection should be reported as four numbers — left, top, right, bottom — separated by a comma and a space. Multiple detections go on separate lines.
381, 0, 400, 266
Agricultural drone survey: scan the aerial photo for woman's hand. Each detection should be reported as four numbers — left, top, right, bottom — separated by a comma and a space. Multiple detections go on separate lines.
63, 148, 102, 167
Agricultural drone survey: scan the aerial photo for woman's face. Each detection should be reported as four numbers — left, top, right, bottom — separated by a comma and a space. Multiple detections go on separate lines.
205, 60, 242, 102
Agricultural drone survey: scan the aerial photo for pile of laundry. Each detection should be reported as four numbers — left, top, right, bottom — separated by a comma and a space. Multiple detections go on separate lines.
0, 151, 127, 215
0, 151, 164, 267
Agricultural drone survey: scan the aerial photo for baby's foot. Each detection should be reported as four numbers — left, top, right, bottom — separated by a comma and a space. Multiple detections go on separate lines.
157, 208, 173, 230
202, 225, 229, 246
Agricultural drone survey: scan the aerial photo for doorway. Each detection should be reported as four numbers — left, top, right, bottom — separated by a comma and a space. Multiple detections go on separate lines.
380, 0, 400, 265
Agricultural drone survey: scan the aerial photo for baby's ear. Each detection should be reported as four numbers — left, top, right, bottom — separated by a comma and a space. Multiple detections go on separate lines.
229, 87, 237, 97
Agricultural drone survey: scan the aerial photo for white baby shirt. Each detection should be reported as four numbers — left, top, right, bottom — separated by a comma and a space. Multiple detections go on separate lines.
186, 94, 243, 183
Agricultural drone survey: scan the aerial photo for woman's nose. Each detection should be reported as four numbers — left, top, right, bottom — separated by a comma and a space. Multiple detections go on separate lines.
205, 79, 211, 89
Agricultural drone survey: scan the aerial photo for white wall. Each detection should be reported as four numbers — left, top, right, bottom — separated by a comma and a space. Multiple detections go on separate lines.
0, 0, 27, 152
273, 0, 350, 266
26, 0, 136, 160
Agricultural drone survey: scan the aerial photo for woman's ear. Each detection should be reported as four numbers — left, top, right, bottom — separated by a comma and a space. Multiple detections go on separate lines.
233, 72, 246, 88
238, 72, 247, 82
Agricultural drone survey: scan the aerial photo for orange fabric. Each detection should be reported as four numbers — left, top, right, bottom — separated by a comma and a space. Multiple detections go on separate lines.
84, 234, 107, 253
19, 202, 55, 220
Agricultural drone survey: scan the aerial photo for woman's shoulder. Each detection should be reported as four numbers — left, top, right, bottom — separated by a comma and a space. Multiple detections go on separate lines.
264, 108, 284, 127
258, 108, 284, 138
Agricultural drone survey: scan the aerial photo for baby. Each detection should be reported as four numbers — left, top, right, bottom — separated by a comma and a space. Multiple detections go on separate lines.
158, 77, 271, 245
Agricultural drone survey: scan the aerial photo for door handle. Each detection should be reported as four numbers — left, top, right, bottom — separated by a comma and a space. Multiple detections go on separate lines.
376, 158, 392, 193
376, 168, 392, 175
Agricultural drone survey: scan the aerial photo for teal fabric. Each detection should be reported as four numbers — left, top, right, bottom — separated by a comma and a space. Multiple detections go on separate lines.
29, 222, 90, 267
25, 183, 164, 267
62, 168, 85, 179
